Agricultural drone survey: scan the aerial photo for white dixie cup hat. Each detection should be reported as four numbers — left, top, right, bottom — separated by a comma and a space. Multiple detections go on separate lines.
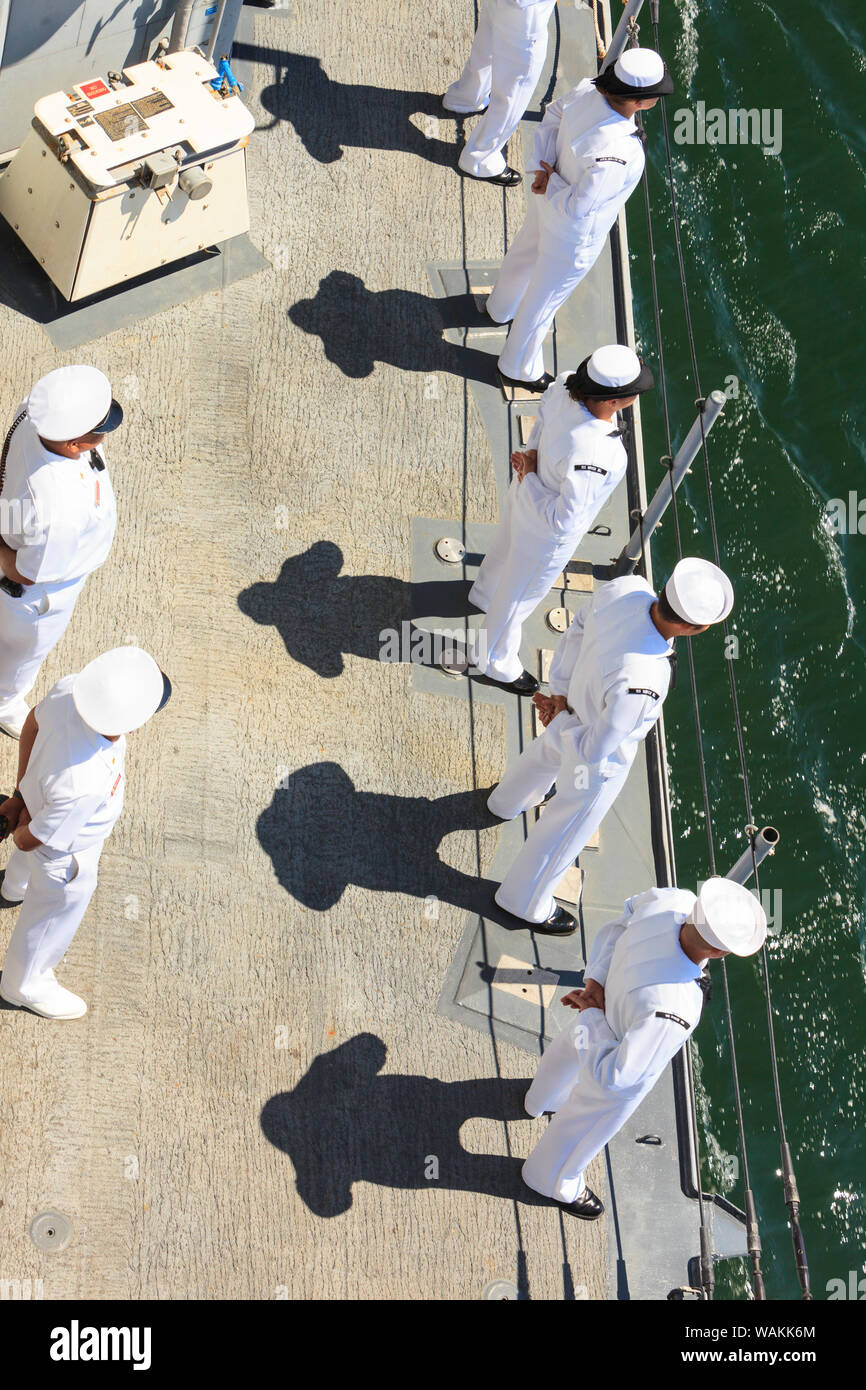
587, 344, 641, 387
73, 647, 171, 736
664, 557, 734, 625
612, 48, 672, 94
27, 365, 123, 440
693, 877, 768, 956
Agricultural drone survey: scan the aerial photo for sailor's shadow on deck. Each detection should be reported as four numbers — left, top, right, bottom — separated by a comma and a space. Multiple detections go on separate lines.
238, 540, 477, 678
237, 46, 459, 167
257, 760, 507, 919
289, 272, 498, 382
261, 1033, 539, 1217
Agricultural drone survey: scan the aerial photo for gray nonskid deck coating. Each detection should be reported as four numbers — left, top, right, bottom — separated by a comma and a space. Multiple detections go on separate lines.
0, 1, 743, 1300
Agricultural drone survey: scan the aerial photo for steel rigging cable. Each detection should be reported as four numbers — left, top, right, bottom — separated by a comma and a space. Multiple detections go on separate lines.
616, 17, 765, 1301
617, 0, 811, 1300
647, 0, 811, 1302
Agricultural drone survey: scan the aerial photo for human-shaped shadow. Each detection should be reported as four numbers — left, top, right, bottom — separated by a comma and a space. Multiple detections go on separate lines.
261, 1033, 540, 1217
237, 46, 458, 166
288, 272, 499, 383
258, 761, 505, 917
238, 540, 477, 678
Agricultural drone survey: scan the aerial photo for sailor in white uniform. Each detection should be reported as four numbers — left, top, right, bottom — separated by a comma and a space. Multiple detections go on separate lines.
468, 345, 653, 693
486, 48, 673, 391
520, 878, 768, 1220
0, 366, 122, 739
489, 557, 734, 935
0, 647, 171, 1020
442, 0, 558, 186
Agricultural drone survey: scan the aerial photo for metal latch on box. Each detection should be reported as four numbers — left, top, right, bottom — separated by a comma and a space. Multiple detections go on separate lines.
141, 152, 213, 206
142, 150, 178, 202
54, 130, 85, 162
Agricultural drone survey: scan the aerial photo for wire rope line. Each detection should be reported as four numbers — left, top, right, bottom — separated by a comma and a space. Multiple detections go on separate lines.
618, 9, 765, 1301
622, 2, 812, 1300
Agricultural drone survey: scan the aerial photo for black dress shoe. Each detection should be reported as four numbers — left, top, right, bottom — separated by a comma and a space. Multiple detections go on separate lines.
559, 1188, 605, 1221
459, 165, 522, 186
499, 670, 539, 696
534, 904, 577, 937
498, 369, 555, 395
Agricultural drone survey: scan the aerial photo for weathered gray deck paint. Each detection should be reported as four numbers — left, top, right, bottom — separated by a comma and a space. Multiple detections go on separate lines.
0, 0, 745, 1300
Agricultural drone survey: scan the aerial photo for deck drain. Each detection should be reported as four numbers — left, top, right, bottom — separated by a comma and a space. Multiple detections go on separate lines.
482, 1278, 519, 1300
440, 647, 468, 678
29, 1210, 72, 1252
545, 606, 572, 633
434, 536, 465, 564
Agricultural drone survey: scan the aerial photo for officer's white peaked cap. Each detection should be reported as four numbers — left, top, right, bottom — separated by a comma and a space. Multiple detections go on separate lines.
665, 557, 734, 625
74, 647, 166, 736
693, 878, 767, 956
27, 365, 121, 440
587, 345, 642, 387
614, 49, 667, 89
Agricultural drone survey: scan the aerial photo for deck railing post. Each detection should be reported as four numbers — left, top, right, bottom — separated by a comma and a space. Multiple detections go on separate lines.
600, 0, 647, 71
725, 827, 780, 887
612, 390, 727, 577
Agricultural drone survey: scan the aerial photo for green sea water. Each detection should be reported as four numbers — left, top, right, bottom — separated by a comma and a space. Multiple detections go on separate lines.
625, 0, 866, 1300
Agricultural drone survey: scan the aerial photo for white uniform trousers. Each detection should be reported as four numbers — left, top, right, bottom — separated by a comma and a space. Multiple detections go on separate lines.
521, 1014, 643, 1203
489, 710, 631, 921
0, 576, 86, 723
1, 841, 102, 1003
444, 0, 555, 178
469, 479, 576, 682
487, 194, 605, 380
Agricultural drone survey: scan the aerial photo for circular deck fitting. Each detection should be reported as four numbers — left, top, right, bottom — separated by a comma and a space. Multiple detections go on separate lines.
29, 1210, 72, 1253
434, 537, 465, 564
482, 1279, 519, 1300
440, 648, 468, 678
545, 606, 572, 633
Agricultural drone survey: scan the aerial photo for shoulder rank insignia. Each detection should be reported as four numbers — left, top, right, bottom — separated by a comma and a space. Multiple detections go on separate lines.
607, 426, 625, 438
574, 463, 607, 474
628, 686, 660, 699
595, 155, 627, 164
656, 1010, 690, 1029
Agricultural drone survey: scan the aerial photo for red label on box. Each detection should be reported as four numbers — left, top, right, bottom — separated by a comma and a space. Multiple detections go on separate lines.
79, 78, 110, 99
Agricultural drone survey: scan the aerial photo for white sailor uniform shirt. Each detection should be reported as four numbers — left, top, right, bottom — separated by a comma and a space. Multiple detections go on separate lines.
548, 574, 673, 776
20, 677, 126, 853
533, 78, 645, 245
520, 375, 628, 539
1, 404, 117, 585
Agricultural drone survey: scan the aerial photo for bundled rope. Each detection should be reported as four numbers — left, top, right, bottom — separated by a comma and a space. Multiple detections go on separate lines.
591, 0, 608, 60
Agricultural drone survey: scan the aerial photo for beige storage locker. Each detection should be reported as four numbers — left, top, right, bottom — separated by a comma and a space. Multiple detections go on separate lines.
0, 48, 255, 300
